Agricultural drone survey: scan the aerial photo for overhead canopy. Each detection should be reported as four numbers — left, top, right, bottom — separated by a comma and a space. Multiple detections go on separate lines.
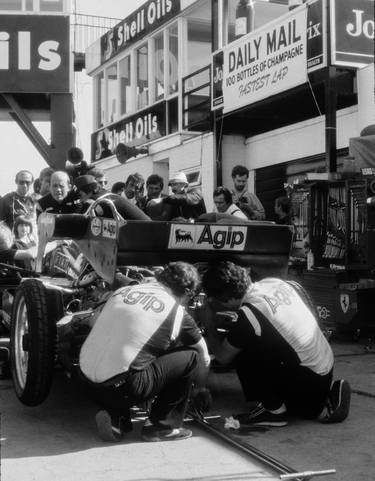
350, 135, 375, 169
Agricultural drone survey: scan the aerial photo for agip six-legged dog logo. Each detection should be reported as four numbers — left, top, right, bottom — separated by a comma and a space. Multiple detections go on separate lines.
175, 228, 193, 243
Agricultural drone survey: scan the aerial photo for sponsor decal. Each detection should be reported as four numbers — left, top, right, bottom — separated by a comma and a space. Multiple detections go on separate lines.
102, 219, 117, 239
168, 224, 247, 251
340, 293, 350, 314
90, 218, 102, 236
317, 305, 331, 320
119, 287, 165, 313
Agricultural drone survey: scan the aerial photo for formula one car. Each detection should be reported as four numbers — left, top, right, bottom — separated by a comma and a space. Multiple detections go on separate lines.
2, 197, 293, 406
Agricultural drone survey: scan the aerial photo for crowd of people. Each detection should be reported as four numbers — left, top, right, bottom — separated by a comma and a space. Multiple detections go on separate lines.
0, 162, 351, 444
0, 163, 270, 266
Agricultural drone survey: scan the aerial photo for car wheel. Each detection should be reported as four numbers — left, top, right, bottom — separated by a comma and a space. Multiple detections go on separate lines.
10, 279, 58, 406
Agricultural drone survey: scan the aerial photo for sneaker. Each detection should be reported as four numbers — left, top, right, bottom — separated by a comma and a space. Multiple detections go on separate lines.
95, 410, 132, 442
141, 423, 192, 442
322, 379, 351, 424
234, 404, 288, 427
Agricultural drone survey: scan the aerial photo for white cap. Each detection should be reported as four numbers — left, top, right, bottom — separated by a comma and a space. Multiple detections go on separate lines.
168, 172, 188, 185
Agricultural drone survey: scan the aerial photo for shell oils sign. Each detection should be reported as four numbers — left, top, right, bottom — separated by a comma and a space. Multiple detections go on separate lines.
0, 15, 70, 93
168, 224, 247, 251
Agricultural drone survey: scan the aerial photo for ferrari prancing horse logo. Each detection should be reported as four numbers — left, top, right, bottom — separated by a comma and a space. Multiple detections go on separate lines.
340, 293, 349, 314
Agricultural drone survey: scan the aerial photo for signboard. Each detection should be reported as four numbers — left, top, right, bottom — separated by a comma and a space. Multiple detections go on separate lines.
211, 50, 224, 110
306, 0, 327, 72
0, 15, 70, 93
91, 102, 166, 162
222, 7, 308, 114
100, 0, 181, 65
168, 223, 247, 251
330, 0, 374, 68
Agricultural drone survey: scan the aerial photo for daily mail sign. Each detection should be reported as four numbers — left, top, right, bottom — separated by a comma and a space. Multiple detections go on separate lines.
0, 15, 70, 93
222, 7, 307, 114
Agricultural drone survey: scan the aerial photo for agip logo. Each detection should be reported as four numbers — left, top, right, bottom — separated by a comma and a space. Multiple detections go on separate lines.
168, 224, 247, 251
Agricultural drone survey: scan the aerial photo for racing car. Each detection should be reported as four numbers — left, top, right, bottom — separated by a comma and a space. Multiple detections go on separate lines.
2, 197, 294, 407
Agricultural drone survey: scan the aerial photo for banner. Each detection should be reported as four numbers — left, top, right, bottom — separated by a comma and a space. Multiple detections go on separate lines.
91, 102, 166, 162
330, 0, 374, 68
222, 7, 308, 114
0, 15, 70, 93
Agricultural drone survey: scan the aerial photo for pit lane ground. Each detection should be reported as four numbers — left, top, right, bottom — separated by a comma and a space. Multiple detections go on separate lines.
0, 339, 374, 481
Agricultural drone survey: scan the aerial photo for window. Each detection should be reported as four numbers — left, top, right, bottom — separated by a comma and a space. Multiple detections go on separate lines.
0, 0, 22, 9
187, 16, 211, 77
154, 33, 165, 101
168, 24, 178, 95
39, 0, 64, 12
136, 44, 149, 110
95, 71, 105, 128
106, 63, 118, 123
0, 0, 65, 12
119, 56, 131, 115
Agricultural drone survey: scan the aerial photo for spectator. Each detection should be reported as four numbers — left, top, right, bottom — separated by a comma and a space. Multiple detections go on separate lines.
74, 175, 150, 220
274, 196, 293, 225
0, 170, 36, 231
162, 172, 206, 221
89, 168, 108, 190
138, 174, 171, 220
12, 215, 37, 270
39, 167, 55, 197
37, 171, 79, 215
124, 173, 145, 205
231, 165, 265, 220
79, 261, 210, 442
213, 186, 247, 220
32, 178, 41, 202
111, 181, 126, 196
200, 261, 351, 427
0, 221, 36, 264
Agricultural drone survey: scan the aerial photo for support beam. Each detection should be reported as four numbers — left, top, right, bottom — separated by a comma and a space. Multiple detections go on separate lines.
1, 93, 53, 166
325, 66, 337, 173
50, 94, 74, 170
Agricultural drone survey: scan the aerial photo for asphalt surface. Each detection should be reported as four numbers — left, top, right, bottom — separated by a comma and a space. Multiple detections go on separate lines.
1, 339, 374, 481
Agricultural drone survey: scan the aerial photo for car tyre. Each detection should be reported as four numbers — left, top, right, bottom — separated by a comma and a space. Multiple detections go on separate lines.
10, 279, 59, 406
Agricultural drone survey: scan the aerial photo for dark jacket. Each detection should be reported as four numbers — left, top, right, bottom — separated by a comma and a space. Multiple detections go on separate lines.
162, 187, 206, 220
37, 191, 80, 215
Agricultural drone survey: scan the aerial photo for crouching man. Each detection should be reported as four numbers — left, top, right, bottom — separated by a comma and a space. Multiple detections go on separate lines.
79, 262, 210, 442
200, 261, 351, 427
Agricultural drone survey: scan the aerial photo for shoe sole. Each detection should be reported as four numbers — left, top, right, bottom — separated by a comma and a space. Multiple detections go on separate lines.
324, 380, 351, 423
142, 430, 192, 442
241, 420, 288, 427
96, 411, 123, 442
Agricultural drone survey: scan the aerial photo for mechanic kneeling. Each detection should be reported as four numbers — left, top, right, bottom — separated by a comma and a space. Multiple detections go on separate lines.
79, 261, 210, 442
200, 261, 351, 427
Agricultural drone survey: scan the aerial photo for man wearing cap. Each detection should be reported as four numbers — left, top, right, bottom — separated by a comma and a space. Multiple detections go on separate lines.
74, 175, 150, 220
36, 171, 80, 216
161, 172, 206, 221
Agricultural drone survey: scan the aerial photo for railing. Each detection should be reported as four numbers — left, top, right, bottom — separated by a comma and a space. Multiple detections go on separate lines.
182, 64, 212, 132
71, 13, 120, 54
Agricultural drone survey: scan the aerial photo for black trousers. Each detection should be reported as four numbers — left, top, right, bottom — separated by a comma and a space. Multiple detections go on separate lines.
235, 349, 333, 419
82, 348, 198, 430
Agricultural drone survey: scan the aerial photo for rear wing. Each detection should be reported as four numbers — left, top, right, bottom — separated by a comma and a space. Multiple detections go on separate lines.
37, 212, 293, 284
